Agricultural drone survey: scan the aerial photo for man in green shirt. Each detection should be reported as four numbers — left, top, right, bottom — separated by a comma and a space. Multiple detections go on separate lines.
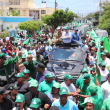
23, 69, 34, 82
101, 97, 110, 110
19, 55, 38, 78
38, 73, 56, 94
0, 53, 19, 81
26, 32, 31, 39
76, 67, 88, 93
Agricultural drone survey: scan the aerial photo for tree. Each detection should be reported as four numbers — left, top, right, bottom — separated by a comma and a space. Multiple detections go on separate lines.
0, 31, 9, 38
98, 1, 110, 34
9, 10, 19, 16
85, 12, 94, 20
65, 7, 69, 12
18, 20, 43, 38
41, 10, 76, 35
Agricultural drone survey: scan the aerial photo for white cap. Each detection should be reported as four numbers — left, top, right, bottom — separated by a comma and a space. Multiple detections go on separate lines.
57, 27, 61, 30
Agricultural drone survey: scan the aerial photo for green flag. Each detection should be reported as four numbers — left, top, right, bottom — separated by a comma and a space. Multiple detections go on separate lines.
23, 38, 29, 45
97, 44, 101, 64
93, 37, 100, 47
90, 30, 97, 37
103, 36, 110, 54
29, 43, 32, 47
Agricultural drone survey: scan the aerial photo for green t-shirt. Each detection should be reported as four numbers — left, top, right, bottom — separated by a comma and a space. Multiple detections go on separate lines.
23, 60, 38, 77
0, 56, 19, 76
76, 76, 84, 90
38, 80, 56, 94
26, 34, 31, 39
79, 80, 95, 104
24, 77, 34, 82
91, 87, 103, 110
90, 73, 101, 86
101, 97, 110, 110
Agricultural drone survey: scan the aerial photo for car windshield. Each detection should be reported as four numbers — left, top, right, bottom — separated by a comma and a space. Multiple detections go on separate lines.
50, 48, 84, 62
96, 32, 108, 37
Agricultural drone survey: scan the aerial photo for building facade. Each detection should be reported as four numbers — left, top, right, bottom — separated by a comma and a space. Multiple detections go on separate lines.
0, 0, 55, 20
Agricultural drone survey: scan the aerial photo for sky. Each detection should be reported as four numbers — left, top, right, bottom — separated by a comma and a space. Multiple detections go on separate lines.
34, 0, 110, 16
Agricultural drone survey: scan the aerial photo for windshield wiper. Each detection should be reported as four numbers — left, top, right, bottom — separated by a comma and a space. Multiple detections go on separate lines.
65, 60, 83, 62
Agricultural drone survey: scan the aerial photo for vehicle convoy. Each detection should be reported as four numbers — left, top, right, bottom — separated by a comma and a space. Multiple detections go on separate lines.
47, 45, 86, 84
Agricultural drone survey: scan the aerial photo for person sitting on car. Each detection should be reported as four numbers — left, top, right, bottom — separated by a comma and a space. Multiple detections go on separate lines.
61, 26, 71, 47
61, 74, 77, 102
71, 28, 82, 47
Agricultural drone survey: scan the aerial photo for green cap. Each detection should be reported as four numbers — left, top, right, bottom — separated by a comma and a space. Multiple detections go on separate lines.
14, 41, 17, 44
45, 73, 53, 78
0, 53, 6, 59
89, 42, 93, 46
53, 82, 61, 89
82, 67, 88, 73
82, 73, 90, 80
43, 41, 47, 44
16, 73, 24, 77
23, 69, 30, 74
101, 52, 106, 56
80, 97, 96, 107
104, 50, 109, 53
64, 74, 73, 80
28, 51, 32, 55
11, 52, 15, 55
29, 98, 41, 109
15, 94, 25, 103
100, 62, 106, 66
29, 80, 38, 87
22, 54, 27, 59
59, 87, 68, 95
89, 84, 98, 94
65, 26, 69, 29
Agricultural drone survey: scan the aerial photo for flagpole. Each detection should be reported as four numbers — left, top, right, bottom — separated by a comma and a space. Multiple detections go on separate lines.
55, 0, 56, 10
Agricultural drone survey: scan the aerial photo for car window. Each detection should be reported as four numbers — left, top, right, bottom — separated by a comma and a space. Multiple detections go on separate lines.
50, 48, 84, 62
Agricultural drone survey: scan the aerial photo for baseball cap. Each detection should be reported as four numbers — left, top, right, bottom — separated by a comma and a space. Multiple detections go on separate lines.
100, 62, 106, 66
15, 94, 25, 103
23, 69, 30, 74
74, 28, 78, 31
89, 84, 98, 94
59, 87, 68, 95
40, 47, 43, 51
53, 82, 61, 89
82, 67, 88, 73
29, 98, 41, 109
36, 50, 40, 54
57, 27, 61, 30
2, 48, 6, 52
15, 73, 24, 77
65, 26, 69, 30
89, 61, 95, 66
82, 73, 90, 80
37, 63, 45, 68
45, 73, 53, 78
29, 80, 38, 87
80, 97, 96, 107
26, 45, 30, 48
0, 53, 6, 59
0, 87, 10, 95
101, 52, 106, 56
9, 84, 19, 90
11, 52, 15, 55
64, 74, 73, 80
22, 54, 27, 59
28, 51, 32, 55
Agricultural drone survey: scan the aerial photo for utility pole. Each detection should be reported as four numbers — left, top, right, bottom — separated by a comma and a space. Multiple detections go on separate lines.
55, 0, 56, 10
99, 0, 101, 16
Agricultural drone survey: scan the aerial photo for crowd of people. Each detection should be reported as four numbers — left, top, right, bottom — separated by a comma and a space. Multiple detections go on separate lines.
0, 26, 110, 110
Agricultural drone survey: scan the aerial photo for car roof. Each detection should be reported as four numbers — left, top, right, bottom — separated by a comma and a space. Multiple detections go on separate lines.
96, 29, 107, 33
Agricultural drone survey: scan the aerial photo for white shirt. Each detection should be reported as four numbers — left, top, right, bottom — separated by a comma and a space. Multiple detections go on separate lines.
62, 32, 71, 43
99, 67, 109, 81
12, 107, 31, 110
101, 81, 110, 101
103, 57, 110, 66
61, 82, 76, 102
